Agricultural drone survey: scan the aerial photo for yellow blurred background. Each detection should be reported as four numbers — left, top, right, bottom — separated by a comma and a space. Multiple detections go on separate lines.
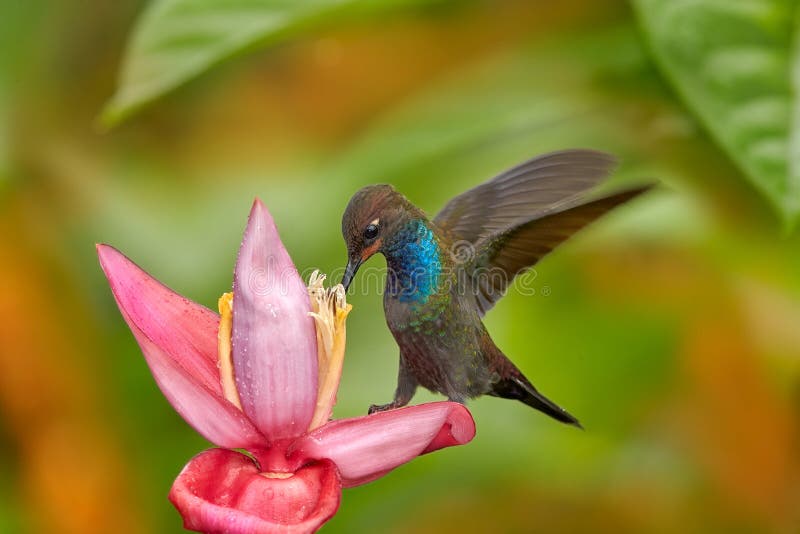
2, 0, 799, 532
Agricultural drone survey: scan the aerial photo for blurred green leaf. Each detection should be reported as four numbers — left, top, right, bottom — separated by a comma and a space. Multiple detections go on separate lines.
326, 25, 691, 204
101, 0, 445, 126
632, 0, 800, 227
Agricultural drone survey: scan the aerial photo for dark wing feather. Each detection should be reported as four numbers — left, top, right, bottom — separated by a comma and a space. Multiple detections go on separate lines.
470, 188, 647, 315
433, 149, 618, 244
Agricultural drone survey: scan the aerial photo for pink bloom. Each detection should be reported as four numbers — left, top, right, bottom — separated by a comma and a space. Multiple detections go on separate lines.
97, 199, 475, 533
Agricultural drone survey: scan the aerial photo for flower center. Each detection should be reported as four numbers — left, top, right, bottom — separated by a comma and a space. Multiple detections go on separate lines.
215, 273, 351, 426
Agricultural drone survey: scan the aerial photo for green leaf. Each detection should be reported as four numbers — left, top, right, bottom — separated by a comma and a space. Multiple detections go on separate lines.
101, 0, 440, 126
632, 0, 800, 227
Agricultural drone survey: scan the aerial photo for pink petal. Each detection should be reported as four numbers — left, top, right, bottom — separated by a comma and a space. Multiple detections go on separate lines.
232, 199, 318, 440
291, 402, 475, 487
170, 448, 341, 534
98, 245, 263, 448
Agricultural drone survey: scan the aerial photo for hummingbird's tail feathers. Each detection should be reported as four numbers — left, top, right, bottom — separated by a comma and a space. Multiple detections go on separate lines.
491, 376, 583, 429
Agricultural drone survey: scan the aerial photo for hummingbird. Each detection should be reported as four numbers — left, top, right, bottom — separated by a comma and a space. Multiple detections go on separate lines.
340, 149, 645, 427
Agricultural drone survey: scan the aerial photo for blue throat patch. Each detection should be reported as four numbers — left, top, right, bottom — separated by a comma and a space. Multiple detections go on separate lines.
385, 220, 442, 303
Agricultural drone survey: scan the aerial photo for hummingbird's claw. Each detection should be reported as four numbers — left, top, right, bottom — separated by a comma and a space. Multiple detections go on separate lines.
367, 402, 396, 415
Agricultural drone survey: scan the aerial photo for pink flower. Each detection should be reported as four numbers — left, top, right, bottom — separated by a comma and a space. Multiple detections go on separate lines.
97, 199, 475, 533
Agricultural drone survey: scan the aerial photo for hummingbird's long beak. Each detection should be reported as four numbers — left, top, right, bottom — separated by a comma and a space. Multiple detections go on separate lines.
341, 256, 362, 291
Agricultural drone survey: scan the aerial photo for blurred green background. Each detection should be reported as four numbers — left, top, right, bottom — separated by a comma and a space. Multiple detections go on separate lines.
2, 0, 800, 532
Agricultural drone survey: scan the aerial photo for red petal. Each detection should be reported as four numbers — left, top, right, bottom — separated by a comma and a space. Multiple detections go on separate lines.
170, 448, 341, 534
97, 245, 263, 448
291, 402, 475, 487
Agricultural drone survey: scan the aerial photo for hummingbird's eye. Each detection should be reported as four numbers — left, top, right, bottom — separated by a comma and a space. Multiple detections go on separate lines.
363, 223, 379, 240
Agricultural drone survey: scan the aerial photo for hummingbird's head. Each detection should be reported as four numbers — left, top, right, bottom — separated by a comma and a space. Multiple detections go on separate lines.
340, 184, 413, 290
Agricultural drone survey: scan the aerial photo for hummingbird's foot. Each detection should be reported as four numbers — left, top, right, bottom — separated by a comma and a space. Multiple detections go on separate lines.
368, 402, 397, 414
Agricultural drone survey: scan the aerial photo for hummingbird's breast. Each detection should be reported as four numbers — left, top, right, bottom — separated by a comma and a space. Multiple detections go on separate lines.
384, 288, 495, 400
381, 219, 495, 398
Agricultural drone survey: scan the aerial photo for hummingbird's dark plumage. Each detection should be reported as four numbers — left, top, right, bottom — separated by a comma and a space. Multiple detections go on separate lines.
340, 149, 646, 427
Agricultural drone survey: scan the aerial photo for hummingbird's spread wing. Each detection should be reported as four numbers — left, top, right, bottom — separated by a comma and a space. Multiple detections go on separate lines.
432, 149, 647, 316
469, 188, 647, 315
433, 149, 618, 244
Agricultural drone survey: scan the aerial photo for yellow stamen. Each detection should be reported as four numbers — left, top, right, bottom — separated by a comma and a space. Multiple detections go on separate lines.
217, 292, 242, 410
307, 271, 352, 431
